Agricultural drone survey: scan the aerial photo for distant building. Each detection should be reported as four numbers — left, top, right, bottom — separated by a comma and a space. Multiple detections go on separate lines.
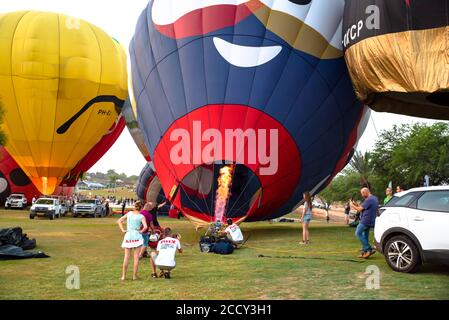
76, 181, 106, 190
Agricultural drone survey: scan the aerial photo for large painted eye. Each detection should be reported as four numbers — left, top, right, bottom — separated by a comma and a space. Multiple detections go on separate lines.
0, 172, 11, 202
10, 168, 31, 187
0, 176, 8, 194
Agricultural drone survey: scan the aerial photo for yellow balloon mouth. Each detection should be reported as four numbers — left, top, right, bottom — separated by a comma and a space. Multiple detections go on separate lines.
31, 177, 61, 195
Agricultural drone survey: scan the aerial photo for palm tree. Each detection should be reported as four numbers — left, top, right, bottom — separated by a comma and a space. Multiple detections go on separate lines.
349, 150, 374, 189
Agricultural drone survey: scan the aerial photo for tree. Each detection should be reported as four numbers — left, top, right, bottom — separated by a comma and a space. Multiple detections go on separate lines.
319, 168, 364, 202
320, 122, 449, 203
106, 169, 120, 184
349, 150, 374, 189
0, 101, 7, 146
371, 122, 449, 188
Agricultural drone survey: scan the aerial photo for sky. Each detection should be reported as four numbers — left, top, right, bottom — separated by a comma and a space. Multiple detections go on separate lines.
0, 0, 441, 176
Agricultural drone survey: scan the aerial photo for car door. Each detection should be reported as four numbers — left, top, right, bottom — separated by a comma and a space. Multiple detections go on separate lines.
407, 190, 449, 250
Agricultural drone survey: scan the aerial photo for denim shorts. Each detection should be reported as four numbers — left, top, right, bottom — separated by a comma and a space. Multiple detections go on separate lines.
142, 233, 149, 247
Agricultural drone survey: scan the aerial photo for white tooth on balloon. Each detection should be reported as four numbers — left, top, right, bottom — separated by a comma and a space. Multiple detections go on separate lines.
152, 0, 250, 25
213, 37, 282, 68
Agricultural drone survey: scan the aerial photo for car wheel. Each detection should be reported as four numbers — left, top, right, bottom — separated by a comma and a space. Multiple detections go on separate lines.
384, 235, 421, 273
29, 214, 35, 219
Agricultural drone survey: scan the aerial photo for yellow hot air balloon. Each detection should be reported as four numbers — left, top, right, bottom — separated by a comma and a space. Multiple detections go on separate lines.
0, 11, 127, 194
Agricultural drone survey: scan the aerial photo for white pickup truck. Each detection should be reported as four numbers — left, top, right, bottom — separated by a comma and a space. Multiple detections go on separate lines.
5, 193, 28, 209
30, 197, 63, 220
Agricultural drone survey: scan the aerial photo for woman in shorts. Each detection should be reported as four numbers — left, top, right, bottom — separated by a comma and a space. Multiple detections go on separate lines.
117, 201, 147, 280
300, 192, 313, 245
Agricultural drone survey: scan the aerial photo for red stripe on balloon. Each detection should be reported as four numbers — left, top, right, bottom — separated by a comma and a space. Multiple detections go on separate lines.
154, 2, 261, 39
153, 104, 301, 223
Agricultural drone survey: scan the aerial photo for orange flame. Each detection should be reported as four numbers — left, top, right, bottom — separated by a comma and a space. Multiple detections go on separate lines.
214, 165, 234, 222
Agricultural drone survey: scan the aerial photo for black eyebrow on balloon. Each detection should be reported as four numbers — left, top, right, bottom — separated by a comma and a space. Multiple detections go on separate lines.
288, 0, 312, 5
57, 95, 125, 134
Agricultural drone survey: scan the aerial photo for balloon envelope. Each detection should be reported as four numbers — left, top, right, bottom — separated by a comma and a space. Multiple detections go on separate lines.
130, 0, 368, 227
122, 97, 151, 161
0, 11, 128, 194
136, 162, 166, 204
343, 0, 449, 120
0, 146, 74, 203
61, 116, 126, 187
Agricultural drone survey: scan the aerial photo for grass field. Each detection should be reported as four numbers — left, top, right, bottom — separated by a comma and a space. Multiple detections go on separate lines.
0, 210, 448, 300
78, 187, 136, 200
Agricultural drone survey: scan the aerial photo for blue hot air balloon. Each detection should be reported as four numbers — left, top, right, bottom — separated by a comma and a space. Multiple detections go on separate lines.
136, 162, 166, 204
130, 0, 369, 228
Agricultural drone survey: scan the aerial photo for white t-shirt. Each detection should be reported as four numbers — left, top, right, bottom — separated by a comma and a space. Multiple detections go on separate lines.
155, 237, 181, 267
225, 224, 243, 242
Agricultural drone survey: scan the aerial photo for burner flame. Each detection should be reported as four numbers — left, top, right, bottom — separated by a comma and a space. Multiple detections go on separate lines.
214, 165, 234, 222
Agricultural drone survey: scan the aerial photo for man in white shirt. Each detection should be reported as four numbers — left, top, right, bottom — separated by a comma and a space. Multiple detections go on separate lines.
154, 228, 182, 279
224, 218, 244, 246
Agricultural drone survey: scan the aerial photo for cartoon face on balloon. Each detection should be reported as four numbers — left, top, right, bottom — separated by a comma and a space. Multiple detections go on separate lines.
0, 11, 128, 195
0, 147, 40, 204
130, 0, 367, 224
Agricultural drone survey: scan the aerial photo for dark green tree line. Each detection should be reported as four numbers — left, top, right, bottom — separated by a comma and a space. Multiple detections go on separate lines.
320, 122, 449, 203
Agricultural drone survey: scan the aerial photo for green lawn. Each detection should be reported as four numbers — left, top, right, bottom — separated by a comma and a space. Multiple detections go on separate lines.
0, 210, 448, 300
78, 187, 136, 200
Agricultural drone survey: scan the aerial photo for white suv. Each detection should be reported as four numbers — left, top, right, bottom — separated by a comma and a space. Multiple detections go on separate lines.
374, 186, 449, 273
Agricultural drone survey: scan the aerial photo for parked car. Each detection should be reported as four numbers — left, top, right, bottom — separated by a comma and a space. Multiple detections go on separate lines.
374, 186, 449, 273
312, 200, 322, 208
30, 197, 63, 220
5, 193, 28, 209
72, 199, 106, 218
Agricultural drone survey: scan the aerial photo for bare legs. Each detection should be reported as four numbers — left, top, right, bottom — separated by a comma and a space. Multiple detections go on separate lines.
121, 248, 131, 280
133, 248, 140, 280
121, 247, 142, 280
150, 255, 157, 275
139, 245, 147, 258
302, 222, 309, 243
